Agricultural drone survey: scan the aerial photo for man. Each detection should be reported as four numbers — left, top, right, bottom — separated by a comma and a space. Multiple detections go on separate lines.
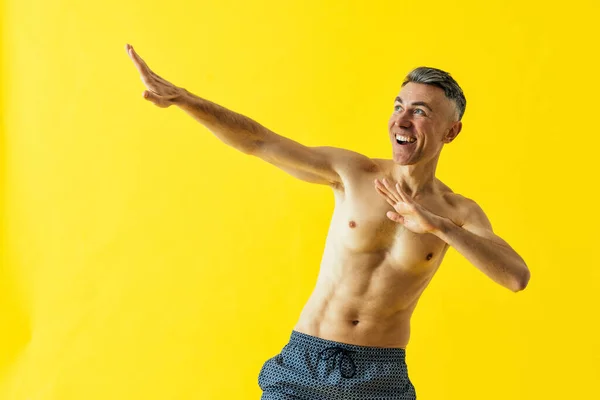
126, 43, 529, 399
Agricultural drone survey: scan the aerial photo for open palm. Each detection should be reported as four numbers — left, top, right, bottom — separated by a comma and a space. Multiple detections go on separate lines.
374, 179, 439, 234
126, 44, 184, 108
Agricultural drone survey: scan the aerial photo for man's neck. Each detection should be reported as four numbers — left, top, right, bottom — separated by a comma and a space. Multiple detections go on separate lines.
390, 155, 440, 198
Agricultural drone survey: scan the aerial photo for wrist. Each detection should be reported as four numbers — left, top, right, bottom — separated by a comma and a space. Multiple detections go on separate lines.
173, 87, 193, 107
431, 215, 453, 238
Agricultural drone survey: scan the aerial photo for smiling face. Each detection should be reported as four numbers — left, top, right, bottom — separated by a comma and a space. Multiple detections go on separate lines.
388, 82, 462, 165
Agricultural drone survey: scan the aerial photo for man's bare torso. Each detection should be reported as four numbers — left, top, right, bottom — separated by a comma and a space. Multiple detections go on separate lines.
125, 44, 529, 352
294, 158, 470, 348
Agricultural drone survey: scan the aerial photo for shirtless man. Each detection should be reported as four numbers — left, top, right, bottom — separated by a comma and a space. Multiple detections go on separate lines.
126, 44, 530, 399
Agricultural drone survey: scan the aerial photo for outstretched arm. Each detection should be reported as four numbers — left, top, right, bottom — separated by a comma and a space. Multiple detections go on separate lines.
375, 179, 530, 292
125, 44, 374, 187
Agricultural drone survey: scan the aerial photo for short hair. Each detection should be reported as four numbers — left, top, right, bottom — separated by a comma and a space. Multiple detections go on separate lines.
402, 67, 466, 121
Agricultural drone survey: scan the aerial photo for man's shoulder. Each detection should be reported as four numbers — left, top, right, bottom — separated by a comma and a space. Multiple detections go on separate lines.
319, 146, 381, 172
434, 179, 473, 204
434, 181, 484, 225
444, 191, 480, 212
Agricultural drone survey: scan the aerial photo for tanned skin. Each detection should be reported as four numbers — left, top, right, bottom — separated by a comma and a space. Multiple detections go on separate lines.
126, 44, 529, 348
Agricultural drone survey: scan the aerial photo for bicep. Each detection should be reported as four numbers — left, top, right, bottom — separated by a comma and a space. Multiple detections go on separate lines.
459, 199, 510, 247
252, 131, 371, 186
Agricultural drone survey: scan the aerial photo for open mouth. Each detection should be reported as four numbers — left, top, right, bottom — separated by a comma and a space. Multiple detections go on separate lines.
395, 134, 417, 146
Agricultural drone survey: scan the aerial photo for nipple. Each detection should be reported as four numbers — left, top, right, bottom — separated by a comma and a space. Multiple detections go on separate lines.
349, 221, 357, 228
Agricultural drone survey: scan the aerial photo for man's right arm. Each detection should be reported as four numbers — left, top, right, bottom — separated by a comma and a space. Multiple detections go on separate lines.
176, 91, 343, 186
126, 44, 376, 188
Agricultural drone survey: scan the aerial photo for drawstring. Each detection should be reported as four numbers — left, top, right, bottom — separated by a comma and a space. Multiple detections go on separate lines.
319, 346, 357, 378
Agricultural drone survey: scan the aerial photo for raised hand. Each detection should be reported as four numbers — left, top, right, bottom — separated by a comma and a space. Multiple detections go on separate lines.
374, 178, 441, 234
125, 44, 185, 108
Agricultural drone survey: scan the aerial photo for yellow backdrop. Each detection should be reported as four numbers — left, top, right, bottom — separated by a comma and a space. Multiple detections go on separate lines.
2, 0, 599, 399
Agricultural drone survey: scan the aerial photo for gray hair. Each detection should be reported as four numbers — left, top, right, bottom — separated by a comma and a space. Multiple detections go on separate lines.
402, 67, 466, 121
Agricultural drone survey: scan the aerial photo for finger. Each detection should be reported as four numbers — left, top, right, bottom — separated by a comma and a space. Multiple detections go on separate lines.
142, 90, 170, 108
381, 179, 401, 203
386, 211, 404, 223
128, 51, 146, 75
378, 189, 398, 208
127, 45, 151, 75
126, 45, 174, 92
150, 70, 172, 86
374, 181, 394, 202
374, 179, 394, 197
376, 186, 409, 213
395, 183, 410, 203
377, 181, 403, 206
140, 73, 171, 94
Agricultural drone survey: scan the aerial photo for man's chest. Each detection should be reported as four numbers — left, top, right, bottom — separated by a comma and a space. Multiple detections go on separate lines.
329, 181, 457, 267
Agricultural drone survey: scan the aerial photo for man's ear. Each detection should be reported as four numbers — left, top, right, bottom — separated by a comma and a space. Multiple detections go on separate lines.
443, 121, 462, 143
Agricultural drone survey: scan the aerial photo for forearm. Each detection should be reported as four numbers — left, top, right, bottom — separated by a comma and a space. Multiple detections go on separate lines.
433, 217, 530, 292
174, 89, 270, 154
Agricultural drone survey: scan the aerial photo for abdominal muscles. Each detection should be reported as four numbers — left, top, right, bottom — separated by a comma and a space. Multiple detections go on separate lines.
294, 243, 444, 347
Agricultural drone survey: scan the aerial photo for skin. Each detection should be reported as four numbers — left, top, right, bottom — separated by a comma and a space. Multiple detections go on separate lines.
126, 44, 530, 348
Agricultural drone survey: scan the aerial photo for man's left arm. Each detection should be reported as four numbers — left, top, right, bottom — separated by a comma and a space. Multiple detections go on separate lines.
433, 199, 530, 292
374, 179, 530, 293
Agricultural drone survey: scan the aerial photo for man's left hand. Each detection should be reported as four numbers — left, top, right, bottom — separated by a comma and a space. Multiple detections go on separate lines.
374, 178, 444, 234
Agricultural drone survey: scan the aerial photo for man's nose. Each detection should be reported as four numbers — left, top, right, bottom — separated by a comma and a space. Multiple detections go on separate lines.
394, 113, 412, 129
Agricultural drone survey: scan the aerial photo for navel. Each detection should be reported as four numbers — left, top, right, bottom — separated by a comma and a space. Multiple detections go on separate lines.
349, 220, 357, 228
352, 320, 359, 326
426, 253, 434, 261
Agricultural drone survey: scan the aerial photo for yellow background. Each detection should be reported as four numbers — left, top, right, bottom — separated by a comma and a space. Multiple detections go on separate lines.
2, 0, 599, 399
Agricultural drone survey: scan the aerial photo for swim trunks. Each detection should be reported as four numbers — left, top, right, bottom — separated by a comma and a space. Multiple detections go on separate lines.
259, 330, 417, 399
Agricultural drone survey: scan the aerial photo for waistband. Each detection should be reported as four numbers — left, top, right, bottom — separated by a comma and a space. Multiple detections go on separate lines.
288, 330, 406, 363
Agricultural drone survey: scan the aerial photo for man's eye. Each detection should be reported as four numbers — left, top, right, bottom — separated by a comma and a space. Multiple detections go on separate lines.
394, 105, 402, 112
414, 109, 425, 115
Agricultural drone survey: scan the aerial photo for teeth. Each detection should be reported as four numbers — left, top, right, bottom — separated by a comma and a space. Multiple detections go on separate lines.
395, 134, 416, 143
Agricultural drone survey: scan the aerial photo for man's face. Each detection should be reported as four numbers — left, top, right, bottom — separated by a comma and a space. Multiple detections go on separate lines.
388, 82, 462, 165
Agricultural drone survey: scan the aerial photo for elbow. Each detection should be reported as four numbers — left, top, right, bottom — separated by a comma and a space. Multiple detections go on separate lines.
511, 267, 530, 292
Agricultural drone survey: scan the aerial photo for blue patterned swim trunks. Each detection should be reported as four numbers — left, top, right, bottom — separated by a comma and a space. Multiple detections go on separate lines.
259, 330, 417, 399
